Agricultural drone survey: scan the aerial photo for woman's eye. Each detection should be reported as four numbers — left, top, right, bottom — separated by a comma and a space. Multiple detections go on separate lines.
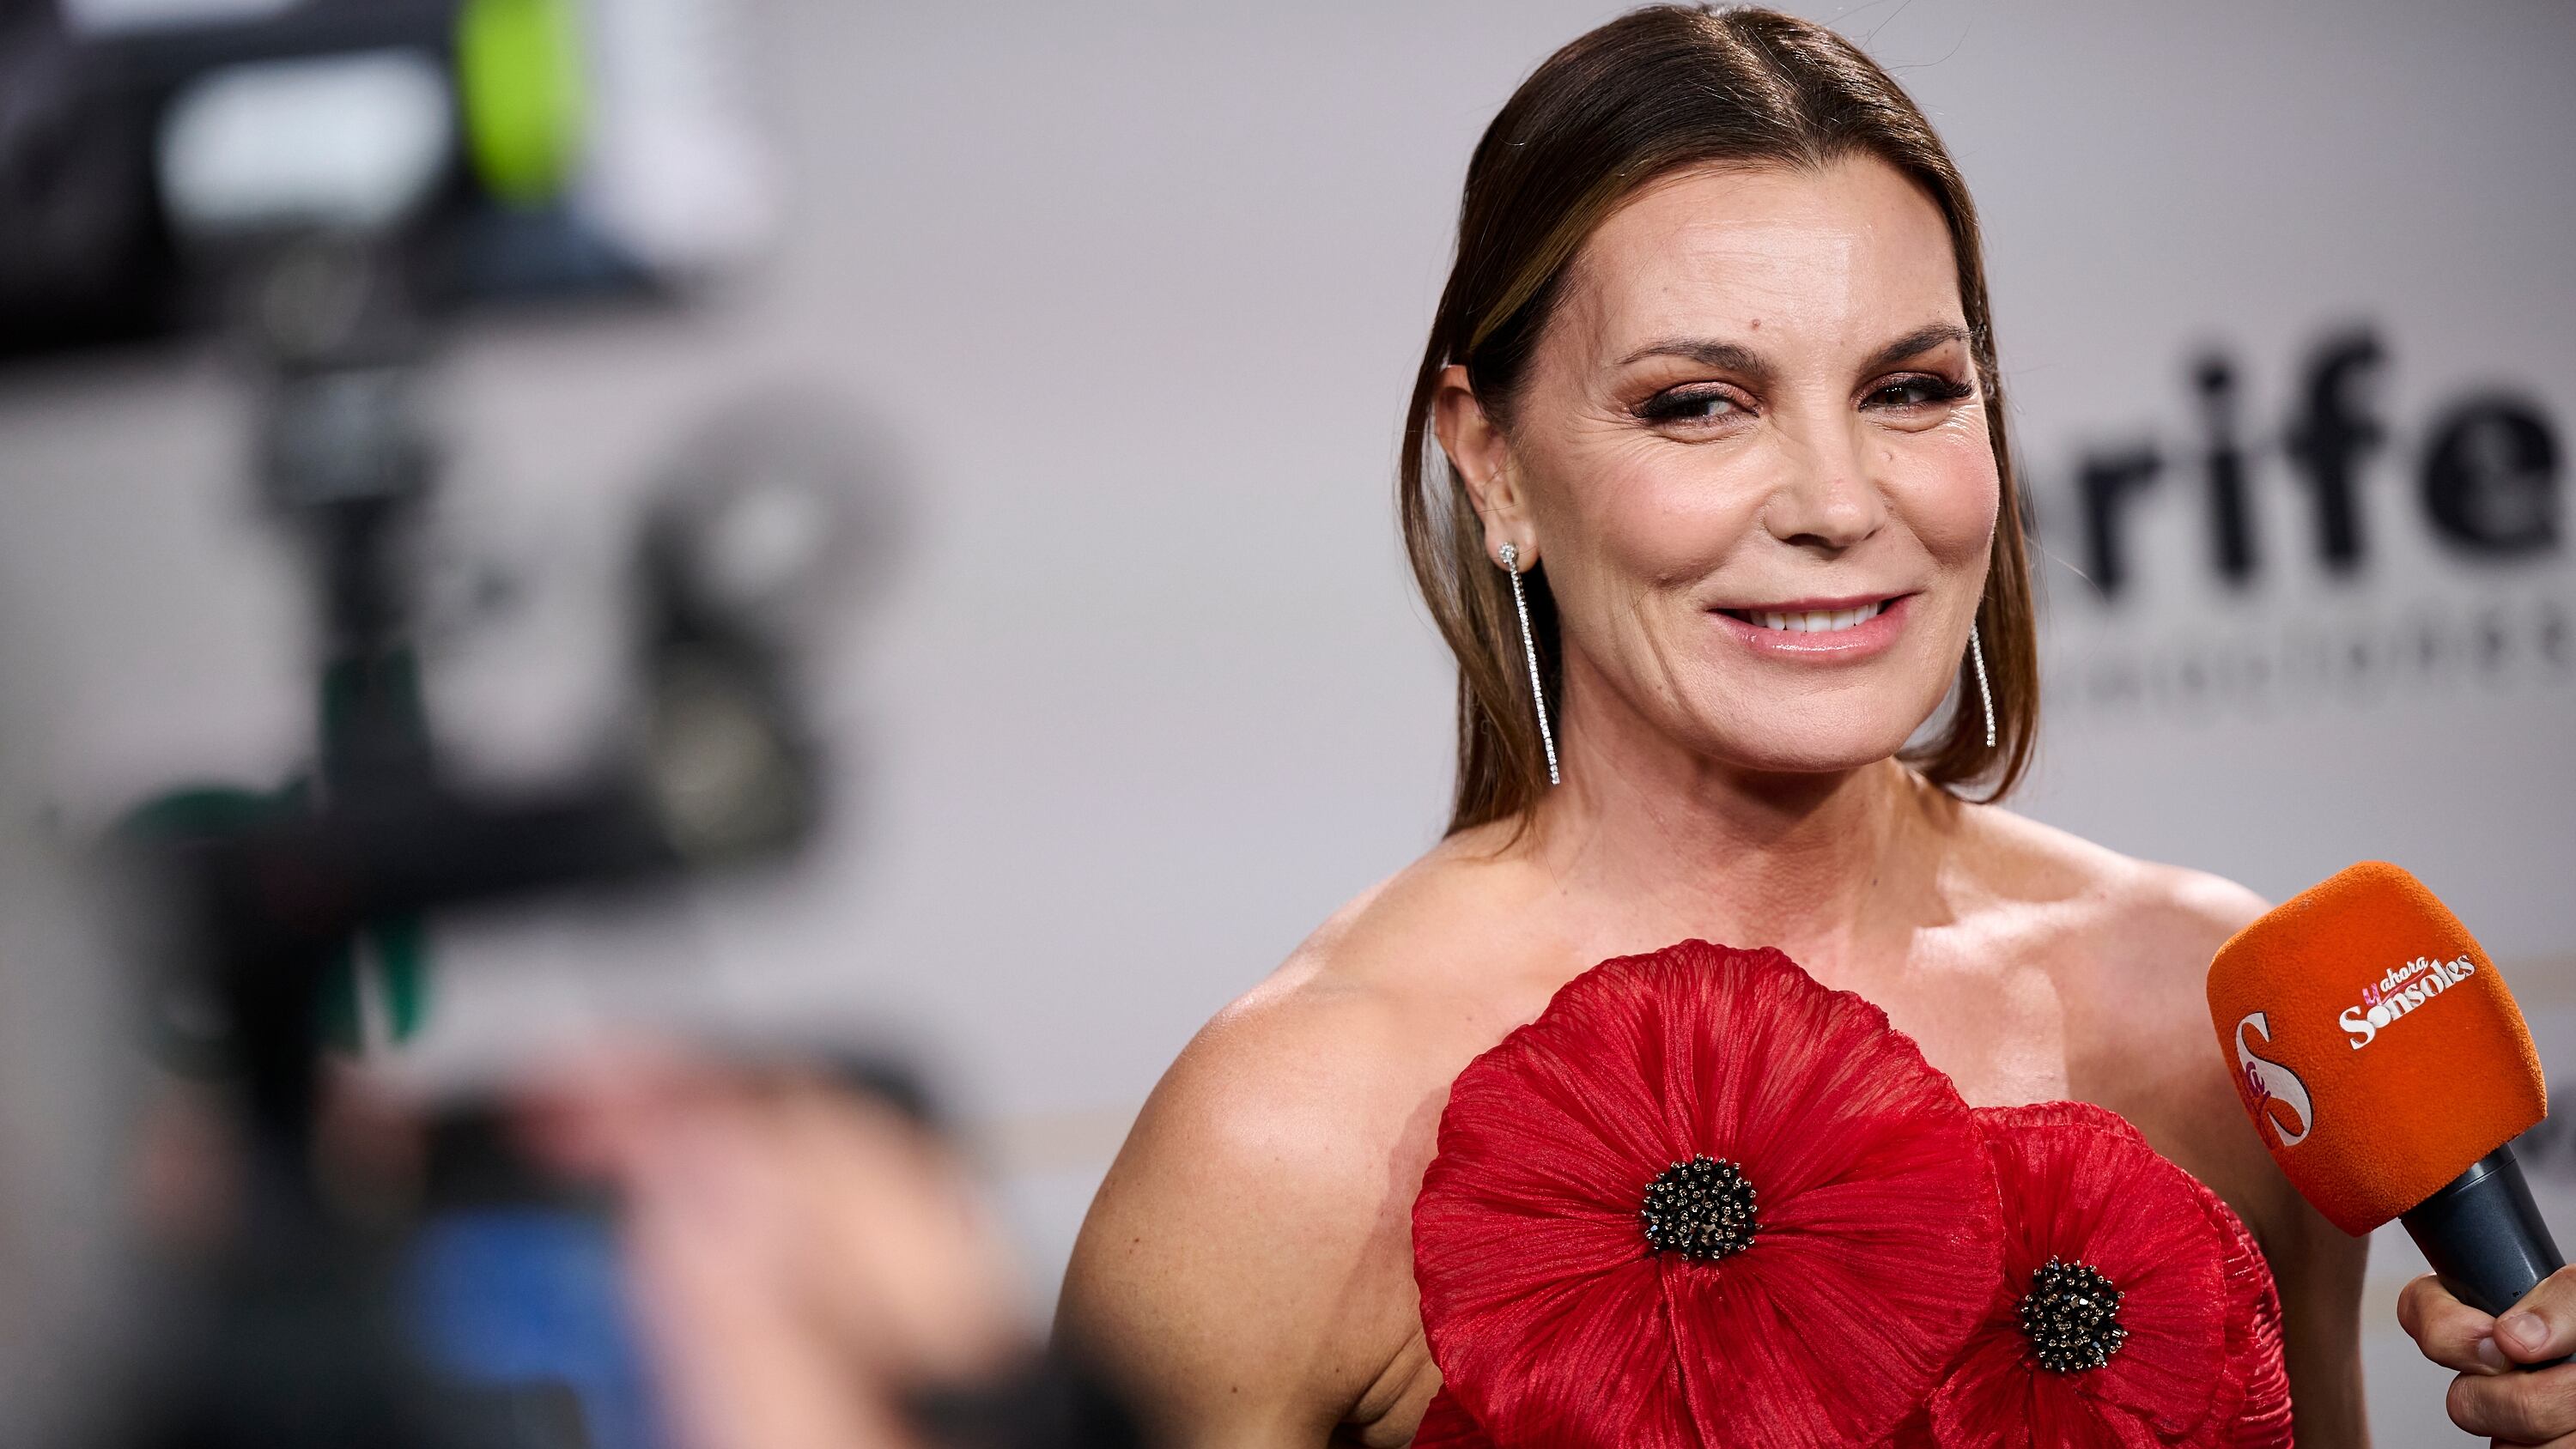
1637, 388, 1746, 424
1866, 374, 1975, 410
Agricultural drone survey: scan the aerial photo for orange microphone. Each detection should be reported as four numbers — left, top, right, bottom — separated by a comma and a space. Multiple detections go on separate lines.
2208, 861, 2561, 1319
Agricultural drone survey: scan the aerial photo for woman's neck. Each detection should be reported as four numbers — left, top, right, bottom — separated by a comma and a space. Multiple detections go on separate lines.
1521, 661, 1946, 973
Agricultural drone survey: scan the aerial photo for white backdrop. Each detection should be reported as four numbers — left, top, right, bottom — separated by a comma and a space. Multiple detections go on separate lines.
1, 3, 2570, 1440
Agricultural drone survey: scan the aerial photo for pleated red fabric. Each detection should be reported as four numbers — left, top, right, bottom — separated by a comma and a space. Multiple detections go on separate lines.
1924, 1103, 2291, 1449
2202, 1174, 2295, 1449
1411, 1388, 1493, 1449
1411, 941, 2004, 1449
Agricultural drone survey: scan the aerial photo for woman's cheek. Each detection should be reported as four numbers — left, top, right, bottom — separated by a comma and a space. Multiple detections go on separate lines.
1581, 452, 1766, 584
1889, 438, 2000, 567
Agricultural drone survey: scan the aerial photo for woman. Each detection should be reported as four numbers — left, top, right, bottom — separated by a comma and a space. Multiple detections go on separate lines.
1061, 7, 2376, 1444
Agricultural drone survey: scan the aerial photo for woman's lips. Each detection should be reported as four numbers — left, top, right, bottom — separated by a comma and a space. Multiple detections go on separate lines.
1710, 592, 1913, 659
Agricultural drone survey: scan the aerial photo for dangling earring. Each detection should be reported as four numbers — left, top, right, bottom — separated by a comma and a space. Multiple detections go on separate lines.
1968, 620, 1997, 750
1498, 542, 1559, 787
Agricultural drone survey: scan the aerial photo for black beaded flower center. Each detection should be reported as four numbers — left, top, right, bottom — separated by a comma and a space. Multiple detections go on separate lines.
2018, 1257, 2128, 1373
1639, 1155, 1758, 1261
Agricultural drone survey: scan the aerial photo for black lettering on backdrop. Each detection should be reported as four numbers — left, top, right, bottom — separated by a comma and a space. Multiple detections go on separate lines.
2421, 396, 2561, 556
2066, 322, 2564, 603
2282, 330, 2386, 574
2195, 355, 2257, 585
2079, 447, 2160, 597
2043, 597, 2573, 718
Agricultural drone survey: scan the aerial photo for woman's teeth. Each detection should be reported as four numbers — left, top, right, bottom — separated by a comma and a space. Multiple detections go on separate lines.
1735, 601, 1886, 633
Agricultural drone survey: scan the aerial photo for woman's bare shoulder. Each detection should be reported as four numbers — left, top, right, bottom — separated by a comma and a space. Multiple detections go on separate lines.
1943, 803, 2268, 1117
1096, 858, 1498, 1193
1950, 803, 2303, 1196
1952, 803, 2268, 973
1056, 837, 1546, 1444
1082, 834, 1539, 1224
1955, 807, 2365, 1331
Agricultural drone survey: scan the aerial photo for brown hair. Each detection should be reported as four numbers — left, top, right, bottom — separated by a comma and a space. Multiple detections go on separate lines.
1400, 3, 2038, 835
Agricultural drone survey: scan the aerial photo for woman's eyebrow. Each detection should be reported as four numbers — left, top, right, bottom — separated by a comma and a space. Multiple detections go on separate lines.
1860, 322, 1971, 374
1614, 322, 1968, 380
1614, 336, 1769, 379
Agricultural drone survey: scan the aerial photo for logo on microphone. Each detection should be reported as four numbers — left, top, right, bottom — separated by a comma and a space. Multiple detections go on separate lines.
2233, 1010, 2312, 1148
2338, 955, 2476, 1050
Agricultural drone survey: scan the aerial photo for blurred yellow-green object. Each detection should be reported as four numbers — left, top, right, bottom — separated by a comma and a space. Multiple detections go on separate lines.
458, 0, 589, 206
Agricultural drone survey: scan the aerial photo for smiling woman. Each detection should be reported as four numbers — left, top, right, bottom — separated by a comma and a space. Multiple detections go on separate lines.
1404, 16, 2037, 830
1057, 7, 2367, 1447
1433, 159, 2008, 785
1436, 159, 2008, 781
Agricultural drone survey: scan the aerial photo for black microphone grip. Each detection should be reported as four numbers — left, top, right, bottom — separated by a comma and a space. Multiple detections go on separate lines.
2401, 1146, 2571, 1368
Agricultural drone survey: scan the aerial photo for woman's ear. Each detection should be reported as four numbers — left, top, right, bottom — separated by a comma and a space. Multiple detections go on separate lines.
1431, 364, 1537, 567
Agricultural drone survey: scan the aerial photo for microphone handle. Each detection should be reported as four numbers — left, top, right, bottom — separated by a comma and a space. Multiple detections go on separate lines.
2401, 1144, 2569, 1365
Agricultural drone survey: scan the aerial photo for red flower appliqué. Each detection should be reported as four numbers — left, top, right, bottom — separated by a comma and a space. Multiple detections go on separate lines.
1923, 1102, 2293, 1449
1411, 941, 2004, 1449
1409, 1386, 1492, 1449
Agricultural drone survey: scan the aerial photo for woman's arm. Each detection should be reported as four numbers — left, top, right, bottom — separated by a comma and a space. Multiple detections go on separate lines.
2120, 865, 2372, 1445
2255, 1169, 2373, 1444
2154, 991, 2372, 1444
1057, 988, 1435, 1449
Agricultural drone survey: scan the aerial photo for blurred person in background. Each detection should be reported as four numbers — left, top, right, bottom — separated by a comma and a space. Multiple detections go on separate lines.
120, 1028, 1057, 1449
501, 1044, 1033, 1449
1059, 7, 2372, 1445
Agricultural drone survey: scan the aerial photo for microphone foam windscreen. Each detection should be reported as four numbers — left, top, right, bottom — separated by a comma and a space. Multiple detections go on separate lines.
2207, 861, 2544, 1236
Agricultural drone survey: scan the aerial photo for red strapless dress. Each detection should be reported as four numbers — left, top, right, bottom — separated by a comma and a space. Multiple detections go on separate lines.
1406, 941, 2293, 1449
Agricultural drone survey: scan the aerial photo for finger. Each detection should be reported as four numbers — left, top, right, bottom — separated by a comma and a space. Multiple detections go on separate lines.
2399, 1273, 2507, 1374
2446, 1361, 2576, 1441
2497, 1267, 2576, 1367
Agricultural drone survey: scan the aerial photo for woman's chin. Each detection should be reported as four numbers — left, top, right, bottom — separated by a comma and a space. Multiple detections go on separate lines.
1655, 679, 1954, 778
1693, 735, 1917, 781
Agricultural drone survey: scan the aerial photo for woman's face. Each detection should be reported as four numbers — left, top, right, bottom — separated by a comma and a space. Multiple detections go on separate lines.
1454, 157, 1999, 777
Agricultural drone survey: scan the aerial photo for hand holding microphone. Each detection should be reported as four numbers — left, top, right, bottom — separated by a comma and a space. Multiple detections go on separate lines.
2208, 861, 2576, 1440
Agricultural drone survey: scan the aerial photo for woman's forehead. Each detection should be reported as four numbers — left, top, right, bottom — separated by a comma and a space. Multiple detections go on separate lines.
1559, 159, 1963, 361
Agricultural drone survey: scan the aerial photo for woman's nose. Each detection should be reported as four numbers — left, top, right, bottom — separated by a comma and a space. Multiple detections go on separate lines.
1760, 411, 1886, 553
